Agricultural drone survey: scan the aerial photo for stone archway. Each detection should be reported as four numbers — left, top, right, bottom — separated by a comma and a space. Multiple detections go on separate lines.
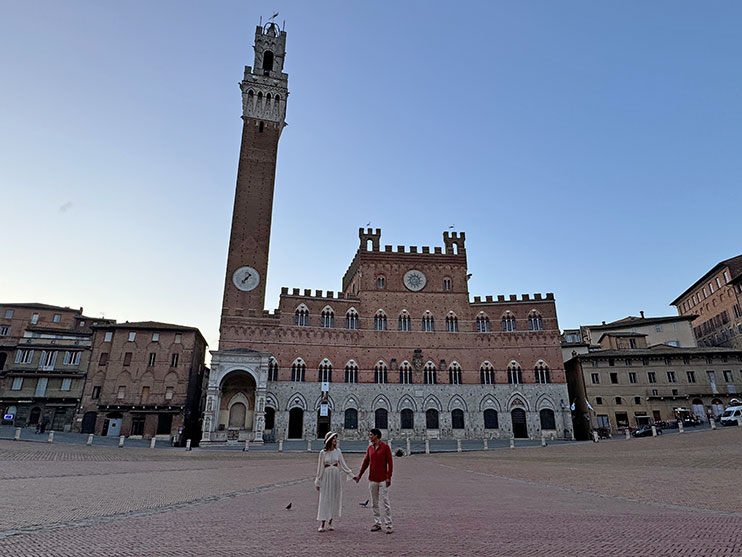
219, 371, 256, 439
511, 408, 528, 438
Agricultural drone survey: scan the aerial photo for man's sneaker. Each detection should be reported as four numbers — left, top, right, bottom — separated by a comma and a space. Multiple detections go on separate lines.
370, 524, 382, 531
386, 528, 394, 534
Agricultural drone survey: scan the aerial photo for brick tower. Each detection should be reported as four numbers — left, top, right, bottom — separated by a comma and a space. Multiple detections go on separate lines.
220, 22, 288, 343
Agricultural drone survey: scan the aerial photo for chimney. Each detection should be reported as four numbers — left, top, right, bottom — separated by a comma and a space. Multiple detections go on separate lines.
640, 311, 645, 319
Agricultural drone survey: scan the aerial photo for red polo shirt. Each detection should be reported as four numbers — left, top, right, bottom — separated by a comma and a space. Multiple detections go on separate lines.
358, 441, 393, 482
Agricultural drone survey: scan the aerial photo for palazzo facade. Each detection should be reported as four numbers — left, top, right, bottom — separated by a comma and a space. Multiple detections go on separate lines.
201, 22, 573, 444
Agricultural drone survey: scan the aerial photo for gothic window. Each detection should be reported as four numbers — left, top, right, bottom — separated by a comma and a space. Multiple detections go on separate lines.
318, 360, 333, 382
344, 408, 358, 429
344, 361, 359, 383
476, 314, 491, 332
398, 311, 411, 332
321, 307, 334, 328
528, 312, 543, 331
374, 361, 388, 384
375, 408, 388, 430
263, 50, 274, 73
377, 276, 386, 289
422, 312, 435, 332
535, 361, 551, 383
291, 359, 306, 382
399, 361, 413, 384
426, 408, 439, 429
423, 362, 437, 385
443, 278, 452, 291
374, 310, 387, 331
400, 408, 414, 429
483, 409, 499, 429
268, 357, 279, 381
295, 305, 309, 327
346, 308, 359, 330
445, 313, 459, 332
507, 361, 522, 384
480, 362, 495, 385
451, 409, 465, 429
448, 362, 462, 384
502, 313, 516, 332
539, 409, 556, 430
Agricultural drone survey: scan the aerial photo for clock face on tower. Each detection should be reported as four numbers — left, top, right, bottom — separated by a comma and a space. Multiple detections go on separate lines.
403, 269, 427, 292
232, 266, 260, 292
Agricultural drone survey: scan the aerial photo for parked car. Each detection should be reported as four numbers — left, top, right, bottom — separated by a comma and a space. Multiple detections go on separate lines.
632, 425, 661, 437
720, 406, 742, 426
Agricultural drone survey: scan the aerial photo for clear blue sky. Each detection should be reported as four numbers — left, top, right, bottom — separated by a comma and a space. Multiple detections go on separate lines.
2, 1, 740, 353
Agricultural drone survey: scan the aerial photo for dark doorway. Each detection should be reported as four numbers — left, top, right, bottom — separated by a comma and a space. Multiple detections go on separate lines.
28, 407, 41, 425
511, 408, 528, 438
317, 409, 331, 439
51, 408, 67, 431
157, 414, 173, 435
288, 408, 303, 439
81, 412, 97, 434
400, 408, 414, 430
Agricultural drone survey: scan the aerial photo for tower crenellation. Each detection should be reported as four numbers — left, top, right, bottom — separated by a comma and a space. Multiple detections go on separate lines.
241, 23, 289, 125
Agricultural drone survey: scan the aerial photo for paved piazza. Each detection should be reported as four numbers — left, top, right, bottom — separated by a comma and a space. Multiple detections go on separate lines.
1, 430, 741, 556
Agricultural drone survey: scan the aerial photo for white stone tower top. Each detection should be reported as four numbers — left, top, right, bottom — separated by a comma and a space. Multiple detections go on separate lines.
241, 22, 289, 125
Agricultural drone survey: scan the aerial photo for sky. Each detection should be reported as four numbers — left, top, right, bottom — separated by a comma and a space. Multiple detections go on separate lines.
1, 1, 741, 355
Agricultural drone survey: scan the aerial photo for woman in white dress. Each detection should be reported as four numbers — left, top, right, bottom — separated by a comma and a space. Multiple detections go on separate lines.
315, 431, 353, 532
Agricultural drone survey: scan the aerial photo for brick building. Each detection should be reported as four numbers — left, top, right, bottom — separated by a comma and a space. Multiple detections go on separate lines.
671, 255, 742, 349
201, 23, 572, 444
0, 303, 107, 430
76, 322, 207, 443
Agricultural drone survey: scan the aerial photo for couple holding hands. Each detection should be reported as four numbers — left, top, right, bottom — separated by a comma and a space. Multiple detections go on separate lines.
314, 428, 394, 534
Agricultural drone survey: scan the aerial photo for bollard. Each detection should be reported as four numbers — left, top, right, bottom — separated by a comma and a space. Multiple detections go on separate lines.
625, 428, 631, 440
483, 438, 488, 450
14, 427, 21, 441
651, 425, 657, 437
710, 419, 716, 430
87, 434, 94, 446
243, 439, 249, 452
278, 439, 283, 452
541, 433, 547, 447
425, 438, 430, 455
737, 417, 742, 428
119, 435, 125, 448
307, 439, 312, 452
509, 437, 515, 449
149, 437, 156, 449
457, 439, 462, 452
406, 437, 411, 456
186, 439, 192, 451
678, 422, 684, 434
47, 431, 54, 443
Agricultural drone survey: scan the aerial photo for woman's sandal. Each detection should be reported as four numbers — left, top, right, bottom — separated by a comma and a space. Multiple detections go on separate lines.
318, 526, 325, 532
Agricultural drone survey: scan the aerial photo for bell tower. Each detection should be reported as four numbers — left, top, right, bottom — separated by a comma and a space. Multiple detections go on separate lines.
220, 22, 288, 342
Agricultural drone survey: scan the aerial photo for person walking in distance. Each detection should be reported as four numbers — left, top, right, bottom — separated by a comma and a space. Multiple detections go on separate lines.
354, 428, 394, 534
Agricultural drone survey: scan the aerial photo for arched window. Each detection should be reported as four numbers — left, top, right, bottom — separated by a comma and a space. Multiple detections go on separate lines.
443, 278, 452, 291
535, 361, 551, 383
507, 361, 522, 384
398, 311, 411, 332
344, 361, 358, 383
400, 408, 414, 429
423, 362, 437, 385
374, 361, 388, 384
321, 307, 334, 328
528, 311, 543, 331
291, 359, 306, 382
476, 314, 491, 332
422, 312, 435, 332
445, 313, 459, 333
399, 361, 413, 384
448, 362, 462, 384
346, 308, 359, 330
374, 310, 387, 331
540, 409, 556, 430
262, 50, 274, 72
377, 276, 386, 289
480, 362, 495, 385
268, 357, 279, 381
318, 360, 332, 382
344, 408, 358, 429
426, 408, 439, 429
295, 305, 309, 327
375, 408, 388, 430
483, 409, 499, 429
502, 312, 516, 332
451, 409, 465, 429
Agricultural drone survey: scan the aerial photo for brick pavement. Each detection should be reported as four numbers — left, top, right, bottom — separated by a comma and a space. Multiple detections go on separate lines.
1, 428, 741, 556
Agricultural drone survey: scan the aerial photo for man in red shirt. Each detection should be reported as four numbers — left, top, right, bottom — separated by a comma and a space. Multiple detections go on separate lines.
354, 428, 394, 533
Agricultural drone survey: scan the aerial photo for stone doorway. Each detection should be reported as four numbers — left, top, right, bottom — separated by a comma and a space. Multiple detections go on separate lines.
288, 408, 303, 439
317, 408, 331, 439
511, 408, 528, 438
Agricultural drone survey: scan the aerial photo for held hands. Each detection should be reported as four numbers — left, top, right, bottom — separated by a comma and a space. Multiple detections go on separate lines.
386, 479, 391, 487
353, 476, 360, 483
316, 486, 320, 492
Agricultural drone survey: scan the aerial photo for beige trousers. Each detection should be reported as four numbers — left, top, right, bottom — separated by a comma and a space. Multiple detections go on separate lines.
369, 481, 392, 528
